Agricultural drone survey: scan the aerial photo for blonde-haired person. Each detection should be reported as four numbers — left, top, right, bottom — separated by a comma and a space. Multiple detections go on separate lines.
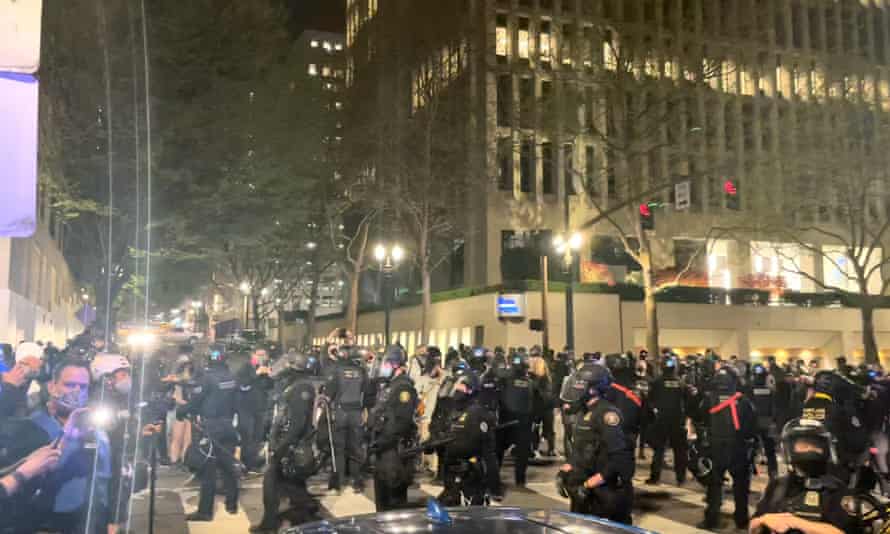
167, 355, 195, 466
529, 348, 556, 457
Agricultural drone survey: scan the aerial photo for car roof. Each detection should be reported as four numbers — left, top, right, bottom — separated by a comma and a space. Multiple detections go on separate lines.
288, 507, 655, 534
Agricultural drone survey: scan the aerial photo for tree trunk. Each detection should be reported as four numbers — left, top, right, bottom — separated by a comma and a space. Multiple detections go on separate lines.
303, 269, 322, 348
860, 303, 879, 364
421, 264, 431, 345
346, 220, 370, 334
252, 295, 260, 331
640, 252, 660, 357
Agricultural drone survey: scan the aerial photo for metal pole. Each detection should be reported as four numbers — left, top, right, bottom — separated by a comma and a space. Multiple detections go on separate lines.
541, 255, 550, 352
566, 254, 576, 351
384, 272, 392, 346
148, 434, 158, 534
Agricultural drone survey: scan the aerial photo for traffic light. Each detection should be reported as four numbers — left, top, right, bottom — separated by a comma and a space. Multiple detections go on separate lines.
639, 202, 655, 230
724, 179, 740, 210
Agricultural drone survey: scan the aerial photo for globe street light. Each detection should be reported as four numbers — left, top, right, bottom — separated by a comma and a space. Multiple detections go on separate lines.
554, 231, 584, 351
373, 243, 404, 346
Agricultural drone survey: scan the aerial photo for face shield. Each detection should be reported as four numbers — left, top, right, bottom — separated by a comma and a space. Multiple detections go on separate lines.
369, 355, 397, 381
559, 373, 589, 405
782, 418, 836, 479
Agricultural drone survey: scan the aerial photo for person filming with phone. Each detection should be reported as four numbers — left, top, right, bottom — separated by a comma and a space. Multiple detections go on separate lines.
0, 359, 112, 534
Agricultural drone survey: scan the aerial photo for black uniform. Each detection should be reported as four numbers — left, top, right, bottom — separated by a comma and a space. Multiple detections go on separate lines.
438, 402, 498, 506
647, 371, 688, 484
177, 360, 240, 518
753, 475, 866, 534
699, 384, 757, 529
497, 367, 534, 486
369, 373, 418, 511
563, 399, 635, 524
255, 371, 317, 531
749, 368, 778, 479
236, 364, 274, 472
325, 357, 369, 491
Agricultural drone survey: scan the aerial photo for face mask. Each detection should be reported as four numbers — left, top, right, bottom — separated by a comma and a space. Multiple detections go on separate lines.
53, 388, 88, 415
114, 377, 132, 396
379, 364, 394, 379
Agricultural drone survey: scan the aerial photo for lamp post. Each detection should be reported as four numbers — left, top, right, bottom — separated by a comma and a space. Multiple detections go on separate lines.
374, 243, 404, 346
554, 232, 583, 351
239, 281, 251, 328
190, 300, 202, 333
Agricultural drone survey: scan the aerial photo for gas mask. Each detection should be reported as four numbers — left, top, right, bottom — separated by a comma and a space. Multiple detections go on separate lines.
114, 377, 132, 396
52, 388, 89, 416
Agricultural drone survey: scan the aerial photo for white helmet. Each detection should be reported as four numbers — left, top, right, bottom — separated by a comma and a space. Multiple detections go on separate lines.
16, 342, 44, 362
90, 353, 131, 381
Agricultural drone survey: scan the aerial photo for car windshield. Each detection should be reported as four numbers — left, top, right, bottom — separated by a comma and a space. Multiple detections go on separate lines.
5, 1, 890, 533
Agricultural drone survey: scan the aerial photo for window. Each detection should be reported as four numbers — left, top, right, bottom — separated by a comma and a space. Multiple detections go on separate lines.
809, 8, 822, 50
498, 138, 513, 190
322, 66, 331, 77
722, 59, 737, 93
539, 20, 552, 63
310, 40, 319, 48
497, 75, 512, 127
564, 144, 575, 195
323, 41, 332, 51
603, 31, 618, 71
334, 42, 344, 51
520, 140, 535, 193
308, 63, 318, 76
791, 1, 803, 49
542, 142, 554, 194
561, 24, 574, 66
541, 79, 553, 105
520, 77, 534, 128
496, 15, 508, 58
518, 18, 531, 59
585, 145, 596, 194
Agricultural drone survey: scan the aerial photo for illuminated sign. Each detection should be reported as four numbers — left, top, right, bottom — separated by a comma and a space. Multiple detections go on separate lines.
0, 0, 43, 73
0, 72, 38, 237
496, 293, 525, 318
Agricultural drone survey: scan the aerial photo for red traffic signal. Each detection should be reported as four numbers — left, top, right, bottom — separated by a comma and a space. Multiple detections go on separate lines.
723, 179, 737, 196
639, 203, 652, 217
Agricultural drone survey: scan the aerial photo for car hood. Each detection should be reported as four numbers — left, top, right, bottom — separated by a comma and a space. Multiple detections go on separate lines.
287, 507, 655, 534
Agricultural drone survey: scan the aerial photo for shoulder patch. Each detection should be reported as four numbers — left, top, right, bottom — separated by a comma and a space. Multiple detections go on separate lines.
604, 411, 621, 427
459, 413, 468, 423
399, 391, 412, 403
480, 421, 489, 433
583, 412, 592, 422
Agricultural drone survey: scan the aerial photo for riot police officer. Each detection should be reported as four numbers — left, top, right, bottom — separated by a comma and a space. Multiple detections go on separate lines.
468, 348, 499, 414
750, 362, 779, 480
251, 353, 319, 533
368, 346, 418, 511
696, 366, 756, 531
604, 354, 643, 465
436, 368, 498, 506
751, 418, 866, 534
325, 345, 370, 493
497, 349, 535, 488
557, 364, 634, 524
646, 355, 688, 485
176, 345, 240, 521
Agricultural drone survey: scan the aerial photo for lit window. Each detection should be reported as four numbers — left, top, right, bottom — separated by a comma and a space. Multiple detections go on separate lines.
310, 40, 319, 48
308, 63, 318, 76
645, 54, 659, 78
334, 101, 343, 110
740, 66, 754, 95
540, 25, 551, 62
496, 17, 508, 57
722, 60, 737, 93
603, 39, 618, 71
322, 66, 331, 77
518, 19, 531, 59
323, 41, 332, 51
334, 42, 343, 51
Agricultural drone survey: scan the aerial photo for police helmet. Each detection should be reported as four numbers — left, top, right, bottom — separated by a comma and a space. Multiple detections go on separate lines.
468, 346, 487, 370
422, 346, 443, 374
662, 355, 678, 373
447, 367, 481, 401
713, 366, 738, 395
370, 345, 408, 380
781, 418, 837, 479
510, 350, 529, 371
560, 363, 612, 405
812, 370, 835, 395
208, 343, 227, 364
529, 345, 543, 358
604, 353, 628, 372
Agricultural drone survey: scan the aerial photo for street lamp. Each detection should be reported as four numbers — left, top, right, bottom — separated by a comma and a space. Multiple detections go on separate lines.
373, 243, 404, 346
239, 281, 251, 328
554, 231, 584, 352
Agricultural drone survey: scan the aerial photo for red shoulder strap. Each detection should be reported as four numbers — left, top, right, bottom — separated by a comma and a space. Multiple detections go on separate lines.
611, 383, 642, 408
708, 392, 742, 430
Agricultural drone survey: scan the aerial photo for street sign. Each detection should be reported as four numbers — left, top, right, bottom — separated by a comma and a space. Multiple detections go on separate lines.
675, 181, 691, 210
0, 72, 39, 237
496, 293, 525, 318
0, 0, 43, 73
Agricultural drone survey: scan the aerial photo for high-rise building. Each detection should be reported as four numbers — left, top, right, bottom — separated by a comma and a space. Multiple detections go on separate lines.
347, 0, 890, 295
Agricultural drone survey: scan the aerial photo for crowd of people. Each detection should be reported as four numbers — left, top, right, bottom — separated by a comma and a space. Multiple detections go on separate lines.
1, 327, 888, 534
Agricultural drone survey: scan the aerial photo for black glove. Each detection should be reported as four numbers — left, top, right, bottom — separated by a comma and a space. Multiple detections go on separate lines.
556, 471, 570, 498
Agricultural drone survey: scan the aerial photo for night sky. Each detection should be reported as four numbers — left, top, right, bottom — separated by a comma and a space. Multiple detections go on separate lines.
288, 0, 346, 35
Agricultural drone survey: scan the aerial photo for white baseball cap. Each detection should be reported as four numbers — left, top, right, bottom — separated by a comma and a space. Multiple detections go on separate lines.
16, 342, 44, 362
